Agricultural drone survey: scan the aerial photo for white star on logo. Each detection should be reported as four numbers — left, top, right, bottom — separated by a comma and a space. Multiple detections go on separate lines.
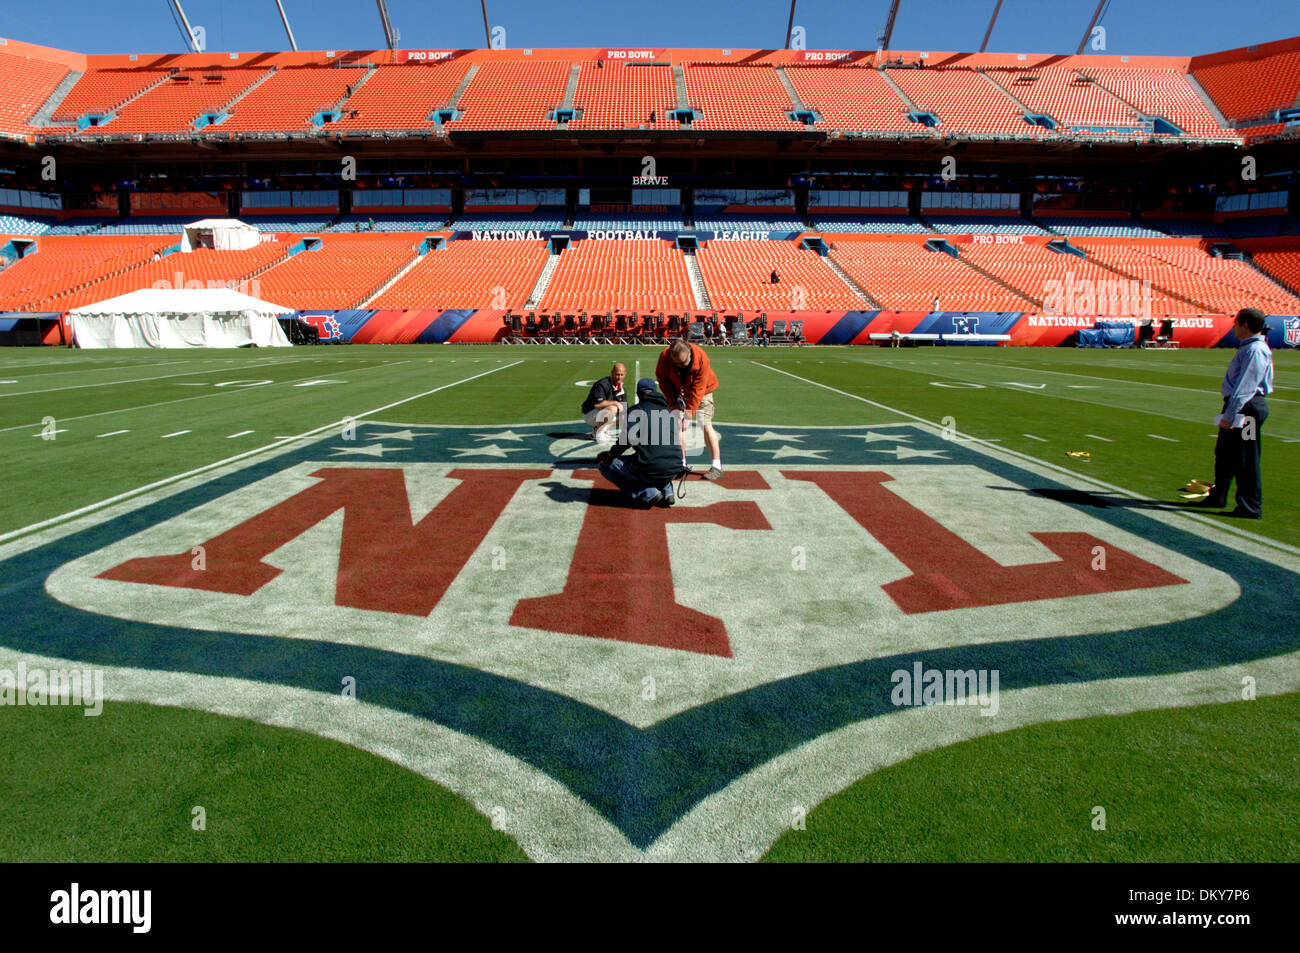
449, 444, 530, 458
866, 446, 949, 460
470, 430, 528, 442
330, 443, 408, 458
369, 430, 418, 441
739, 431, 805, 443
753, 445, 829, 460
853, 432, 912, 444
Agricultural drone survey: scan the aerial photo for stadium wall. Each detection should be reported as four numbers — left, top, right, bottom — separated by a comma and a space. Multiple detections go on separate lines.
286, 309, 1298, 348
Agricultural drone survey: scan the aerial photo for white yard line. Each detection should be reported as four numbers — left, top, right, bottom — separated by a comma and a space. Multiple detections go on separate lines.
96, 430, 129, 438
160, 430, 191, 439
1022, 433, 1048, 442
0, 361, 522, 546
226, 430, 254, 439
969, 360, 1298, 404
754, 362, 1300, 559
0, 359, 415, 435
1084, 433, 1114, 442
1147, 434, 1179, 442
0, 358, 302, 398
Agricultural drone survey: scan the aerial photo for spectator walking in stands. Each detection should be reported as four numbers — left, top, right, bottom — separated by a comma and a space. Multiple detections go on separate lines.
657, 338, 723, 480
932, 294, 941, 313
771, 270, 780, 284
1185, 308, 1274, 519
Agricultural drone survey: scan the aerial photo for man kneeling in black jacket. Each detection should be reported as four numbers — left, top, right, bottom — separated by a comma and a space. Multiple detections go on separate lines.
596, 378, 683, 507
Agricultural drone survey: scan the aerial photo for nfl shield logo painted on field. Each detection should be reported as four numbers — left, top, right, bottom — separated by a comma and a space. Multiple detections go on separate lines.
3, 421, 1299, 860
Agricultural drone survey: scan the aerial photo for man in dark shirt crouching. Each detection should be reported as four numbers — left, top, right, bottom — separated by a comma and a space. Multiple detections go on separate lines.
596, 378, 684, 508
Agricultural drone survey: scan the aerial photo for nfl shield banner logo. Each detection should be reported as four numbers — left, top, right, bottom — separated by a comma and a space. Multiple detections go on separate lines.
1285, 317, 1300, 347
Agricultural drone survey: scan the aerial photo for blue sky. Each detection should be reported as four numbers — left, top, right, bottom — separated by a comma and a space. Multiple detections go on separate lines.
1, 0, 1295, 57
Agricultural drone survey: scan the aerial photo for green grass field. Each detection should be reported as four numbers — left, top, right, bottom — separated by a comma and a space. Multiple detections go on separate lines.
0, 343, 1296, 862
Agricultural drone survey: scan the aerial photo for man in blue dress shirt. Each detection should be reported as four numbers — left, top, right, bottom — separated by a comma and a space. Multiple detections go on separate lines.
1191, 308, 1274, 518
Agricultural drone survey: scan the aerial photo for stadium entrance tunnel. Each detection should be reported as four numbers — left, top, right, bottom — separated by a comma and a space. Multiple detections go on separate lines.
422, 236, 446, 254
1024, 113, 1056, 130
549, 235, 571, 253
311, 110, 340, 127
801, 236, 828, 255
1047, 238, 1087, 260
907, 110, 938, 127
787, 109, 822, 126
924, 238, 958, 258
1145, 116, 1184, 136
194, 112, 230, 130
675, 235, 698, 251
1, 239, 37, 262
76, 113, 114, 130
671, 108, 697, 125
430, 108, 461, 125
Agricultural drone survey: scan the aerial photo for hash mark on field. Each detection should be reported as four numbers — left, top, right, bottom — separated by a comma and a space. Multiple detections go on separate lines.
1148, 434, 1179, 442
1084, 434, 1113, 443
96, 430, 129, 438
1022, 434, 1048, 442
161, 430, 191, 439
226, 430, 254, 438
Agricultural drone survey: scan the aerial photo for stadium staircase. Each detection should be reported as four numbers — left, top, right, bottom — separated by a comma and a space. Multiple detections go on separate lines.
218, 66, 279, 116
441, 64, 479, 117
332, 64, 378, 113
1084, 251, 1210, 311
976, 69, 1034, 116
823, 251, 882, 308
683, 248, 713, 309
29, 70, 84, 128
775, 66, 807, 111
672, 64, 691, 114
1183, 72, 1232, 128
356, 247, 426, 308
1077, 72, 1143, 123
52, 68, 180, 129
524, 248, 563, 309
1243, 254, 1300, 300
880, 69, 922, 113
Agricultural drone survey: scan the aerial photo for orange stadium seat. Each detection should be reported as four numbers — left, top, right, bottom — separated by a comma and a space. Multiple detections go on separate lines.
1084, 68, 1228, 137
1076, 241, 1300, 314
84, 69, 269, 135
685, 66, 805, 131
49, 243, 290, 311
0, 237, 175, 311
568, 63, 679, 129
0, 50, 72, 139
888, 68, 1050, 138
958, 242, 1185, 315
452, 60, 571, 129
829, 241, 1032, 311
784, 66, 917, 133
696, 241, 866, 310
1193, 48, 1300, 122
216, 66, 367, 132
371, 240, 551, 309
540, 240, 695, 312
53, 68, 170, 122
1252, 251, 1300, 296
253, 237, 419, 310
325, 62, 471, 130
985, 68, 1137, 131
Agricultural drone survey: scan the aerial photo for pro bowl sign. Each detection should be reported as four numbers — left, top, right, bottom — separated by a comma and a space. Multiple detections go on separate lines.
3, 421, 1297, 861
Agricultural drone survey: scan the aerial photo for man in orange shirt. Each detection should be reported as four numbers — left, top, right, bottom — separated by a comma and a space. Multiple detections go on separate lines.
656, 338, 723, 480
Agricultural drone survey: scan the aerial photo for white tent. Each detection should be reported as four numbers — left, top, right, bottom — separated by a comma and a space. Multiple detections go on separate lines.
68, 287, 293, 349
180, 218, 260, 252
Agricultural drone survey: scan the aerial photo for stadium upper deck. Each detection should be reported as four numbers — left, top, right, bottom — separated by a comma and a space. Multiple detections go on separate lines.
0, 35, 1295, 147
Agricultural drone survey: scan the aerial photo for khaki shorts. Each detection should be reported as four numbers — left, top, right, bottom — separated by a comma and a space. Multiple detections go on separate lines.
695, 392, 716, 427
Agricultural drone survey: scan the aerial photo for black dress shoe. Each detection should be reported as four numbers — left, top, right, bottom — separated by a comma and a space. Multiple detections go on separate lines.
1226, 507, 1261, 519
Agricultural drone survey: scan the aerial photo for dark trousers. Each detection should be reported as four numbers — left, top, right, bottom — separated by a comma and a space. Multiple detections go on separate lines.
1211, 395, 1268, 515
